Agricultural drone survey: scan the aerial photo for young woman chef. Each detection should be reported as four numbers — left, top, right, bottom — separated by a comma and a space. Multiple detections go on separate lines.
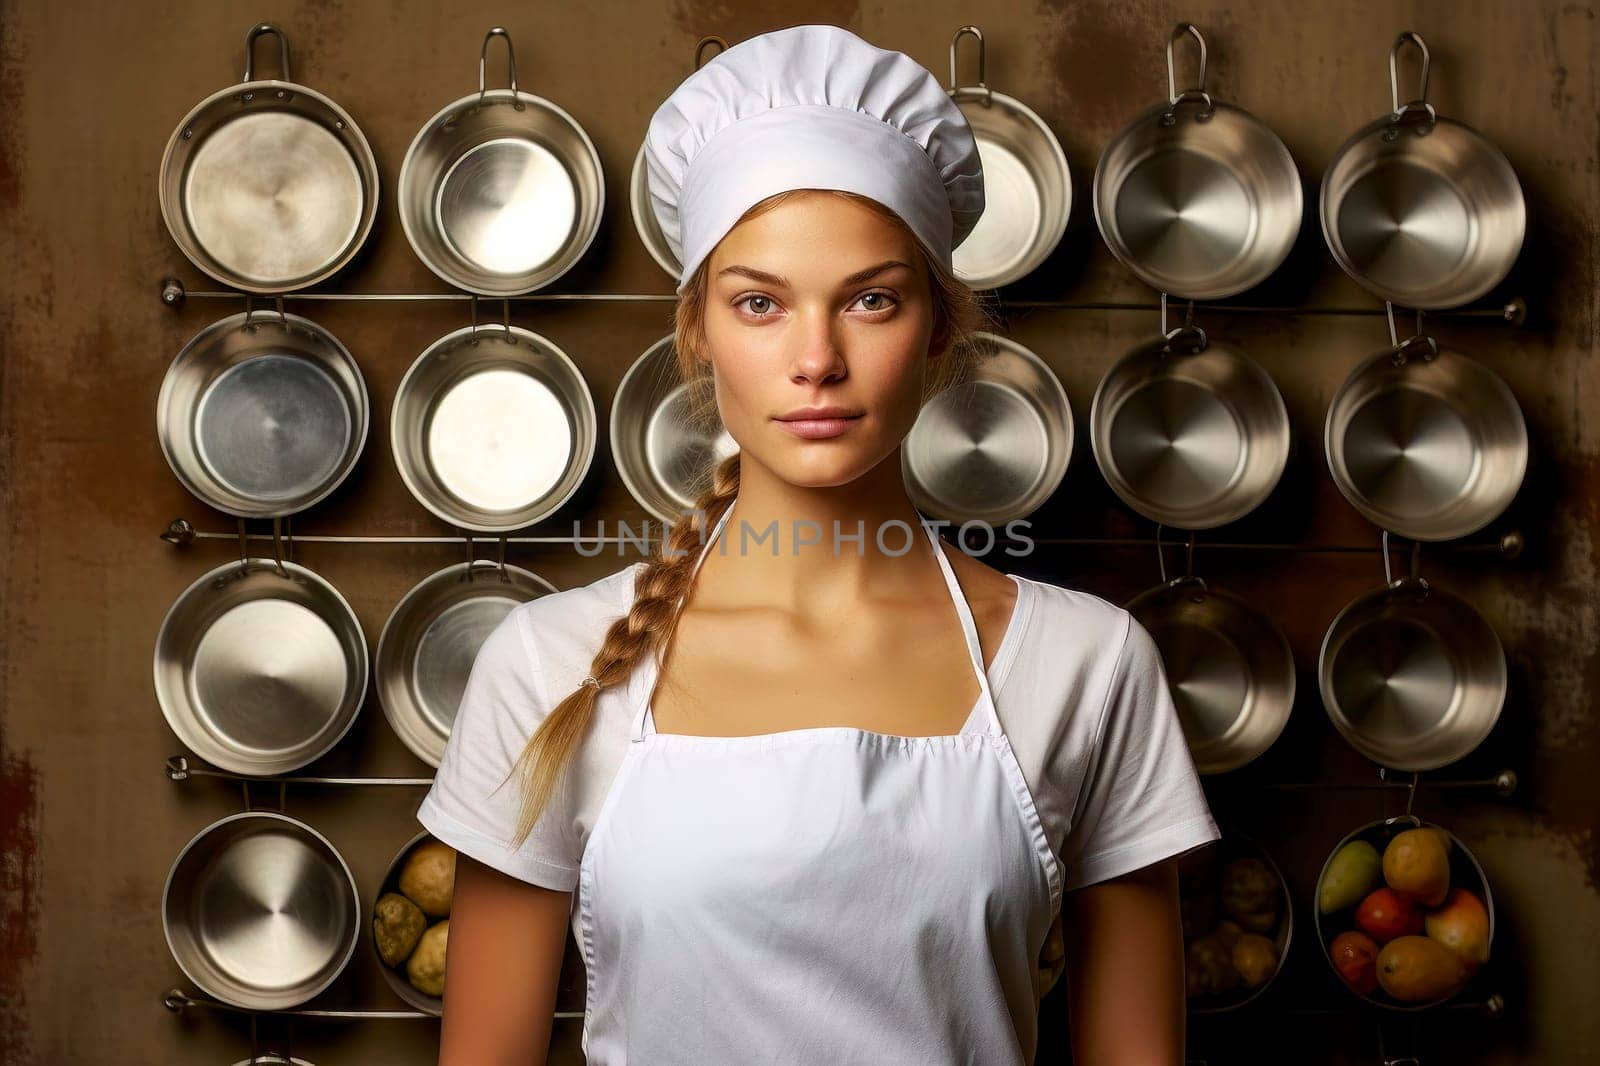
417, 23, 1220, 1066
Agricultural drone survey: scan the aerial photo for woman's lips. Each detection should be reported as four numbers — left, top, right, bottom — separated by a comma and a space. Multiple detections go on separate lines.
774, 414, 864, 440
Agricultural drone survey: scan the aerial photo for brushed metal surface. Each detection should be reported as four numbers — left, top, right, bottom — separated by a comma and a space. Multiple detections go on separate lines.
154, 559, 368, 776
903, 332, 1072, 525
1319, 577, 1506, 771
391, 323, 596, 531
1091, 327, 1290, 529
157, 311, 368, 519
1325, 340, 1526, 541
163, 811, 360, 1011
376, 561, 558, 768
1127, 577, 1296, 774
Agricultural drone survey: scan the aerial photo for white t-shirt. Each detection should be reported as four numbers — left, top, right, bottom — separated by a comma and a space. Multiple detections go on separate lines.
416, 561, 1221, 951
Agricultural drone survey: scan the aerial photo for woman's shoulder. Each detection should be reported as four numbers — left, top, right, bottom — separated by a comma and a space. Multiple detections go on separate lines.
1006, 572, 1132, 658
493, 561, 648, 680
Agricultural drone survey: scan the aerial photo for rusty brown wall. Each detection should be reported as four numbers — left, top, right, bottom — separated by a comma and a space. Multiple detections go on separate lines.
1, 0, 1595, 1063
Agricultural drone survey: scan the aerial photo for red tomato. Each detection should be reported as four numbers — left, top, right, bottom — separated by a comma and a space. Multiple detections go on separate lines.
1330, 929, 1380, 995
1355, 887, 1424, 944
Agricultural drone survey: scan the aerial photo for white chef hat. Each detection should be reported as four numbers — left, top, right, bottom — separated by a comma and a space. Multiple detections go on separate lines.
643, 24, 985, 295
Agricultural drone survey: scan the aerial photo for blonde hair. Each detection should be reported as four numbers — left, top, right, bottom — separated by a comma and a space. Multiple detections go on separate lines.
502, 189, 997, 847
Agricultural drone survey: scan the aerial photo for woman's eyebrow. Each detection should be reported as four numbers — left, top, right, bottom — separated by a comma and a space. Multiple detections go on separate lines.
715, 259, 912, 289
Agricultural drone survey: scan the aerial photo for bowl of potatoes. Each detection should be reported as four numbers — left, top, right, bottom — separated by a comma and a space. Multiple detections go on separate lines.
372, 831, 457, 1015
1179, 827, 1294, 1012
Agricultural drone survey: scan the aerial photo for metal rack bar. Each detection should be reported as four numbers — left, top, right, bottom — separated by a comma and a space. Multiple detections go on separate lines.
1259, 769, 1518, 798
162, 988, 584, 1021
157, 276, 1525, 323
161, 518, 1523, 558
166, 755, 431, 787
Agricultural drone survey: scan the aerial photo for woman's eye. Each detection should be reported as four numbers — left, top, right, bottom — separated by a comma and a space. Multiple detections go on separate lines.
737, 294, 776, 316
855, 292, 897, 313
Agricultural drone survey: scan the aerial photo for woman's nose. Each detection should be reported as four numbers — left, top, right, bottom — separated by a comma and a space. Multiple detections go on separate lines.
788, 308, 847, 382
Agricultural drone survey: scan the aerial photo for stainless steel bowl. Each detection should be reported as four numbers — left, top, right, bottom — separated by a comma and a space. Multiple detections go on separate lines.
903, 332, 1073, 525
1183, 826, 1295, 1013
158, 24, 379, 293
398, 28, 604, 295
1325, 335, 1526, 542
1320, 575, 1506, 771
947, 27, 1071, 289
1127, 576, 1295, 774
163, 811, 360, 1010
157, 308, 369, 519
1091, 323, 1289, 529
610, 335, 738, 523
1320, 33, 1525, 310
372, 830, 448, 1016
376, 560, 557, 767
1314, 815, 1495, 1010
391, 322, 597, 532
154, 558, 368, 776
1094, 24, 1302, 300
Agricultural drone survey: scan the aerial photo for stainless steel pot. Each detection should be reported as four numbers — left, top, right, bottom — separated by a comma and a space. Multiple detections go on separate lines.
1094, 24, 1302, 300
1325, 328, 1526, 541
163, 811, 360, 1010
373, 830, 447, 1016
399, 27, 605, 295
1184, 826, 1294, 1013
159, 23, 379, 294
391, 317, 597, 532
631, 36, 728, 279
903, 331, 1073, 525
1320, 32, 1525, 310
154, 556, 368, 776
1090, 315, 1289, 529
157, 304, 369, 519
610, 334, 738, 523
1126, 574, 1295, 774
946, 26, 1072, 290
1314, 814, 1495, 1010
376, 559, 557, 768
1320, 552, 1505, 772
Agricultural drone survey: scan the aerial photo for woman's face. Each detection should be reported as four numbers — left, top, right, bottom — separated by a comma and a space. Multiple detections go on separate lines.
700, 191, 936, 489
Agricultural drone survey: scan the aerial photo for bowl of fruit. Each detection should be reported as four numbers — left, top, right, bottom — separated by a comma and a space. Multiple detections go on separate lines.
371, 831, 457, 1016
1179, 829, 1294, 1012
1315, 815, 1494, 1010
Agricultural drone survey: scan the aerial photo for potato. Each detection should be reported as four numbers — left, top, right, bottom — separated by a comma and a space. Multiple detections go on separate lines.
372, 891, 426, 967
407, 920, 449, 998
399, 840, 457, 918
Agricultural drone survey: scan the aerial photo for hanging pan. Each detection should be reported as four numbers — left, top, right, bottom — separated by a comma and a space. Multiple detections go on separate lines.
1319, 538, 1506, 772
946, 25, 1072, 289
376, 557, 557, 768
1321, 32, 1525, 310
611, 334, 739, 524
157, 301, 369, 519
1091, 302, 1290, 530
154, 550, 369, 776
159, 23, 379, 293
399, 27, 605, 295
1094, 24, 1302, 300
1126, 562, 1294, 775
163, 811, 360, 1010
1325, 309, 1526, 542
631, 36, 728, 279
392, 309, 597, 532
903, 332, 1072, 525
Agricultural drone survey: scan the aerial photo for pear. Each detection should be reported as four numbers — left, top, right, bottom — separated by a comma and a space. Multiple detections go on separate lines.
1319, 839, 1382, 914
1376, 934, 1470, 1003
1383, 828, 1451, 907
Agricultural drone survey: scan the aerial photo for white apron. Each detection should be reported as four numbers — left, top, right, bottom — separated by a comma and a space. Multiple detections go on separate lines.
577, 502, 1065, 1064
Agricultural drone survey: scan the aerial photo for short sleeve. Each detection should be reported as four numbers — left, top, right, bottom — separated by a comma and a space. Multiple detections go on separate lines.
415, 606, 581, 891
1058, 613, 1221, 891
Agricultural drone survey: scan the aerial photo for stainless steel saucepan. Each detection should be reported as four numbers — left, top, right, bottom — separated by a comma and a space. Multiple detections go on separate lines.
157, 302, 369, 519
391, 313, 597, 532
1126, 570, 1295, 774
610, 334, 738, 523
159, 23, 379, 293
1094, 24, 1302, 300
631, 36, 729, 279
163, 811, 360, 1010
1319, 542, 1505, 772
154, 553, 368, 776
399, 27, 605, 295
1091, 306, 1290, 530
1325, 316, 1526, 542
903, 332, 1072, 525
377, 558, 557, 767
1320, 32, 1525, 310
946, 26, 1072, 290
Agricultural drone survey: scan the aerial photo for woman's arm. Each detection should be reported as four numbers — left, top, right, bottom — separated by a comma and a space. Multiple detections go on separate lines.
437, 853, 572, 1066
1059, 856, 1187, 1066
